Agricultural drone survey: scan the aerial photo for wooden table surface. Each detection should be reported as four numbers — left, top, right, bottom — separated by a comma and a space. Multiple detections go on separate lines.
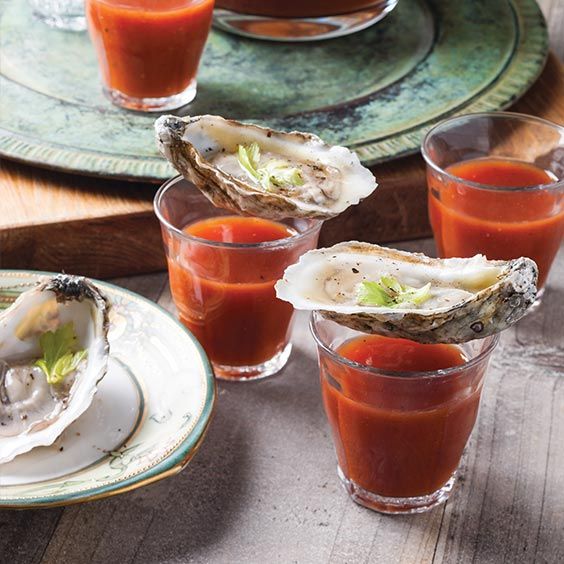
1, 239, 562, 564
1, 2, 563, 564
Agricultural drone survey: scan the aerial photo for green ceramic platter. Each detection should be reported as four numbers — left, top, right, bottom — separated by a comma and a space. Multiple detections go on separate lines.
0, 0, 548, 181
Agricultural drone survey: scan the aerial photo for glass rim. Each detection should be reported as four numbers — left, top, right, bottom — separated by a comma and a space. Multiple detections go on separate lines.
309, 311, 499, 380
154, 174, 324, 250
421, 111, 564, 194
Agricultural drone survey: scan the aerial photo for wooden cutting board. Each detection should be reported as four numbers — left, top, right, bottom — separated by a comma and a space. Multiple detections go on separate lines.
1, 53, 563, 279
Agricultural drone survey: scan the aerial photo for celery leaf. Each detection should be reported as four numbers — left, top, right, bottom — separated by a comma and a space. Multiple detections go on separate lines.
35, 322, 88, 385
357, 276, 432, 308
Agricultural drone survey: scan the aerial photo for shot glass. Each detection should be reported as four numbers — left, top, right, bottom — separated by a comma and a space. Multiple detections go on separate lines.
29, 0, 86, 31
311, 312, 498, 514
155, 176, 322, 381
422, 112, 564, 298
86, 0, 215, 111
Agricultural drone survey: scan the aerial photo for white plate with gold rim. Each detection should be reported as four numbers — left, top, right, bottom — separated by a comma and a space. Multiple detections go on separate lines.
0, 271, 215, 508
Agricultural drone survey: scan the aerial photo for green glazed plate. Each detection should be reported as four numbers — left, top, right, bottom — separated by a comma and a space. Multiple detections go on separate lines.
0, 271, 215, 508
0, 0, 548, 181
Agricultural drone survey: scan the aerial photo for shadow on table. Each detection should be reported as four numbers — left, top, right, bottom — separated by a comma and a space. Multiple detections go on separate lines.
224, 345, 326, 427
132, 345, 327, 559
1, 345, 326, 563
128, 392, 254, 558
0, 395, 252, 563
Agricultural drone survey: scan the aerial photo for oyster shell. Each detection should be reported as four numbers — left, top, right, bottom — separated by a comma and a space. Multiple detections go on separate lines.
275, 242, 538, 344
0, 275, 110, 464
155, 114, 377, 220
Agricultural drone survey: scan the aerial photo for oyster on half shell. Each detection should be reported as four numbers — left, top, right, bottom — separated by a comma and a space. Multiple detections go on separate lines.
0, 275, 110, 464
155, 114, 377, 220
275, 242, 538, 344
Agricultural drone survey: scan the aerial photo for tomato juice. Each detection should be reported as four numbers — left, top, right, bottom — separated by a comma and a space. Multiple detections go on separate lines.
167, 216, 317, 373
319, 335, 489, 499
86, 0, 214, 100
429, 158, 563, 287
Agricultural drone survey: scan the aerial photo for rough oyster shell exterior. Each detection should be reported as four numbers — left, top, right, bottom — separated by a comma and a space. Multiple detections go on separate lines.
275, 242, 538, 344
155, 114, 377, 220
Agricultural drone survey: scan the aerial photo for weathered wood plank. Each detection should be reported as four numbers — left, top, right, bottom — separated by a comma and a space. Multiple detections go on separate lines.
0, 509, 63, 564
1, 243, 563, 564
510, 245, 564, 365
469, 361, 556, 563
535, 375, 564, 564
433, 249, 564, 564
40, 502, 120, 564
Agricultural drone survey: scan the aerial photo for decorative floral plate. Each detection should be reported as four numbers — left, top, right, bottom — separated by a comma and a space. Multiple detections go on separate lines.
0, 271, 215, 508
0, 0, 547, 179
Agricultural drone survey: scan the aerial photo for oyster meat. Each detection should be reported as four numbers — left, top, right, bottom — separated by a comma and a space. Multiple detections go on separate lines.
155, 114, 377, 220
0, 275, 110, 464
275, 242, 538, 344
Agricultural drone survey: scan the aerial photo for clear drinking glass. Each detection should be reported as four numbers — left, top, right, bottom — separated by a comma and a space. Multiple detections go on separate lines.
311, 312, 498, 514
155, 176, 322, 381
29, 0, 86, 31
86, 0, 215, 111
213, 0, 398, 42
422, 112, 564, 301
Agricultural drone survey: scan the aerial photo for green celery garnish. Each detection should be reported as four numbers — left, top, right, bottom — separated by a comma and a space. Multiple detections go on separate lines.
236, 142, 304, 191
357, 276, 432, 308
356, 281, 391, 307
35, 322, 88, 385
237, 143, 261, 182
262, 160, 305, 188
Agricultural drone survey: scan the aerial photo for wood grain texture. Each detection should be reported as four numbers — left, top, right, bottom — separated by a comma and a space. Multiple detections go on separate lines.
1, 240, 562, 564
0, 160, 163, 278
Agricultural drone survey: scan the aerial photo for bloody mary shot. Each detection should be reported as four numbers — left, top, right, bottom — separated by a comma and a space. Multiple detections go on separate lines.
154, 115, 375, 378
423, 112, 564, 299
86, 0, 214, 111
276, 240, 537, 514
311, 312, 498, 514
154, 176, 322, 381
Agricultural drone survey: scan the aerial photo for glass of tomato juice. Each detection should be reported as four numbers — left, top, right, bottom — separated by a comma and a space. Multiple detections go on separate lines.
86, 0, 214, 111
423, 112, 564, 302
155, 176, 322, 381
311, 312, 498, 514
